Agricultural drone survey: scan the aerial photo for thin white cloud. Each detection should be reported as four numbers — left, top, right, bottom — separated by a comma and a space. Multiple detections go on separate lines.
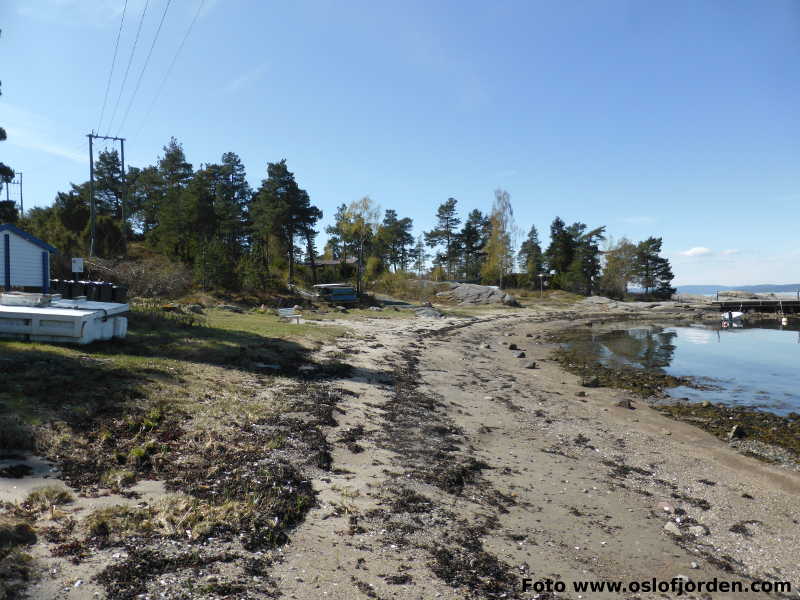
1, 102, 85, 164
721, 249, 740, 256
620, 216, 655, 225
223, 64, 269, 94
16, 0, 133, 27
10, 133, 85, 164
679, 247, 713, 257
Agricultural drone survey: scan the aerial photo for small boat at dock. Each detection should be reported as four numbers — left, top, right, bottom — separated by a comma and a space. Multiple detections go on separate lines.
721, 311, 744, 328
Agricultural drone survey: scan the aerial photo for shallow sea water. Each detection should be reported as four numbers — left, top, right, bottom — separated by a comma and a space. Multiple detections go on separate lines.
564, 321, 800, 415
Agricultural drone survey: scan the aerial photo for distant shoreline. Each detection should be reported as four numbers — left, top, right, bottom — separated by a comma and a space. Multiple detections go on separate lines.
676, 284, 800, 295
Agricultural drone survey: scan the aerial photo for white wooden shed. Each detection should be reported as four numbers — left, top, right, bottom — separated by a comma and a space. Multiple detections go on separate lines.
0, 224, 57, 292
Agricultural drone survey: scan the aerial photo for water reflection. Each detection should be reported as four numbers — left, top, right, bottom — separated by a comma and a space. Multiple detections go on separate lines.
567, 321, 800, 414
589, 326, 677, 370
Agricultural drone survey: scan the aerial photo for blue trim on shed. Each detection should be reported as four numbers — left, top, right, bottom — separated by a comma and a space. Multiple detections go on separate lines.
3, 234, 10, 289
41, 252, 49, 293
0, 224, 58, 253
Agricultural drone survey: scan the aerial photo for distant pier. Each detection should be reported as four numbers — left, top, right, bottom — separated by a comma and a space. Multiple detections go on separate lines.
712, 298, 800, 314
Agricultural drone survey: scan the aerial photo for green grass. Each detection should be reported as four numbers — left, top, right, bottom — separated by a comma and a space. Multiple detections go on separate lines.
305, 307, 416, 322
0, 307, 347, 477
205, 308, 344, 340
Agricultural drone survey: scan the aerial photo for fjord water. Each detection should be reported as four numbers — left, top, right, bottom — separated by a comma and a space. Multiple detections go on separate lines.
566, 322, 800, 415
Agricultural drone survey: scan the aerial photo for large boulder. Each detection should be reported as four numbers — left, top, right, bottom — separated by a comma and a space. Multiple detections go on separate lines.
437, 283, 519, 306
414, 307, 443, 319
581, 296, 615, 305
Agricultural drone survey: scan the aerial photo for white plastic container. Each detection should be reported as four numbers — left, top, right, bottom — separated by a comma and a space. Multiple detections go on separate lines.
113, 316, 128, 338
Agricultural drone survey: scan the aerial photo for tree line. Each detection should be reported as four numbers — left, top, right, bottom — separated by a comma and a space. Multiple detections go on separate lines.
3, 137, 675, 298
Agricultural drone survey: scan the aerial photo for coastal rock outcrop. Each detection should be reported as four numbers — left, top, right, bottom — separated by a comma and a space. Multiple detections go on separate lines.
435, 283, 520, 306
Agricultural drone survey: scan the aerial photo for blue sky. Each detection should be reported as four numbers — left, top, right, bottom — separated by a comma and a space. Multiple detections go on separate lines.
2, 0, 799, 285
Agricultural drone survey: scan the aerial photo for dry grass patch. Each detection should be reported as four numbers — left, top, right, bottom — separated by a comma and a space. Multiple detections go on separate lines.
22, 486, 74, 514
85, 505, 155, 541
0, 516, 36, 600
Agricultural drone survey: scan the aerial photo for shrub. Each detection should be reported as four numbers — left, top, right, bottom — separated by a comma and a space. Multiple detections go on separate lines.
0, 417, 35, 451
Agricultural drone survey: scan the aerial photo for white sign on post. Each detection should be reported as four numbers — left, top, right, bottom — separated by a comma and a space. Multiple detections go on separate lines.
71, 258, 84, 274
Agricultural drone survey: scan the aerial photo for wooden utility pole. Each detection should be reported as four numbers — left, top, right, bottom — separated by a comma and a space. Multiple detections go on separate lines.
88, 134, 96, 256
120, 138, 127, 253
87, 133, 127, 257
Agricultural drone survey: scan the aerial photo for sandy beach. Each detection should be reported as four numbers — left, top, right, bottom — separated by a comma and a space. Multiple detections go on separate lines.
267, 306, 800, 599
7, 303, 799, 599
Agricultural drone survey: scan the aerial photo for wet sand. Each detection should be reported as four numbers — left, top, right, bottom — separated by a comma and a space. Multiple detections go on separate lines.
272, 307, 800, 599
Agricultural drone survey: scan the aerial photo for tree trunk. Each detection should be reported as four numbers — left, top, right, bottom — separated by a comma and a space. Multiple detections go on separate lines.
306, 233, 317, 285
288, 229, 294, 285
356, 238, 364, 294
263, 235, 271, 279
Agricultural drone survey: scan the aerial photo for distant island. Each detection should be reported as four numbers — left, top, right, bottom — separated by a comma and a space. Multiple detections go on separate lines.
676, 284, 800, 295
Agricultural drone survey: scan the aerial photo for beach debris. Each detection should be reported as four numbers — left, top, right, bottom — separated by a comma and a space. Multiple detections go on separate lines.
728, 425, 746, 441
581, 376, 600, 388
663, 521, 681, 536
688, 525, 707, 537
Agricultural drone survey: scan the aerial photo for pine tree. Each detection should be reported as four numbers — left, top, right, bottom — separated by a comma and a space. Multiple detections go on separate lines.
546, 219, 605, 294
410, 234, 428, 277
424, 198, 461, 279
251, 160, 321, 284
545, 217, 574, 278
377, 209, 414, 272
458, 209, 488, 281
635, 237, 675, 298
518, 225, 543, 283
93, 149, 125, 218
148, 138, 194, 260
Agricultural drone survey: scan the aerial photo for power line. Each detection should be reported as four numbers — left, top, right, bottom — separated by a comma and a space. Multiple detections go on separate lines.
134, 0, 205, 139
116, 0, 173, 136
97, 0, 128, 134
106, 0, 151, 135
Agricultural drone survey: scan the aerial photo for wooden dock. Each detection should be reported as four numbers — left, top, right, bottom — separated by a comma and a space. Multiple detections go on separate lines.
712, 298, 800, 314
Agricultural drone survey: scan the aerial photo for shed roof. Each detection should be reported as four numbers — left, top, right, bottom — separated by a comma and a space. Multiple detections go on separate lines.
0, 224, 58, 253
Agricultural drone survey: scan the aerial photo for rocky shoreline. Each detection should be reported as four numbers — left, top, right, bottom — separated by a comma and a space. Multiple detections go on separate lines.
547, 305, 800, 470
